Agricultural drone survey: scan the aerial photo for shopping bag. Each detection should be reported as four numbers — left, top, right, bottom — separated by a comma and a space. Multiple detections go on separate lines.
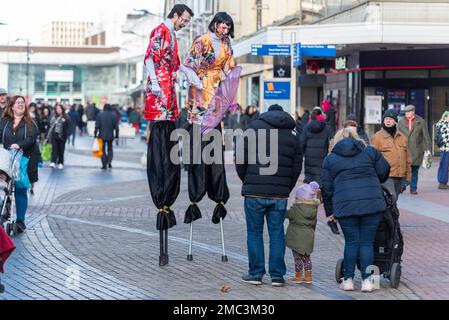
422, 150, 432, 169
16, 156, 31, 189
92, 138, 103, 158
41, 143, 52, 161
92, 138, 100, 152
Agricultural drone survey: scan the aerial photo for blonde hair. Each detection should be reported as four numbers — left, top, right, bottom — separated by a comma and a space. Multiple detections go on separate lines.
441, 111, 449, 121
330, 127, 366, 152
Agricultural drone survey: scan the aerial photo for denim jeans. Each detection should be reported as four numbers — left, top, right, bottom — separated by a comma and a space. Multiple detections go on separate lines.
15, 187, 28, 223
338, 212, 382, 280
438, 152, 449, 184
244, 197, 287, 279
402, 165, 420, 192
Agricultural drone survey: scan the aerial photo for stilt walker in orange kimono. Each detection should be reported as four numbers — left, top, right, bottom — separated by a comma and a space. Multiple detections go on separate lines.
144, 4, 197, 266
182, 12, 239, 262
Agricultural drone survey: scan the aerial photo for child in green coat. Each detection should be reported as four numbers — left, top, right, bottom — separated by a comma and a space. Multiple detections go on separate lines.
286, 181, 320, 284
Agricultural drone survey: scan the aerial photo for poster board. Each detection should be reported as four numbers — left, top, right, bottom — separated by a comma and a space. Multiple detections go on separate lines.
365, 96, 382, 124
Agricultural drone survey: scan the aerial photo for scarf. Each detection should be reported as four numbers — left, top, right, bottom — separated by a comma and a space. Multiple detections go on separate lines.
382, 124, 397, 137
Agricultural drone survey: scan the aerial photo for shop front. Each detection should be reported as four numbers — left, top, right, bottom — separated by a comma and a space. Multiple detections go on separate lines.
325, 48, 449, 139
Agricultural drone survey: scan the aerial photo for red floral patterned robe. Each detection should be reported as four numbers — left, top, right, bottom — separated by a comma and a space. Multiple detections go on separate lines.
144, 23, 180, 122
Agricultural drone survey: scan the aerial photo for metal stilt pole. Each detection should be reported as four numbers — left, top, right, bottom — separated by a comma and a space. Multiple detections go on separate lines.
187, 222, 194, 261
220, 217, 228, 262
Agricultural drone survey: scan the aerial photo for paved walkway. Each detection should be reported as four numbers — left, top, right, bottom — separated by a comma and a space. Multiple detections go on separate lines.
1, 135, 448, 300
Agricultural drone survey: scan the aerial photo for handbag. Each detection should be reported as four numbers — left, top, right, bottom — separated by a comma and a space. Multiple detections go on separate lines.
422, 150, 432, 169
41, 143, 52, 161
16, 156, 31, 189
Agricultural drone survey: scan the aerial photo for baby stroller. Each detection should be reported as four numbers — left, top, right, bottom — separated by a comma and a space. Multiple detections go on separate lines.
335, 186, 404, 288
0, 149, 23, 237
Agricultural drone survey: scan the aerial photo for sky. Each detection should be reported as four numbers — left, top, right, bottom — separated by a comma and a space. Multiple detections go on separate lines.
0, 0, 164, 45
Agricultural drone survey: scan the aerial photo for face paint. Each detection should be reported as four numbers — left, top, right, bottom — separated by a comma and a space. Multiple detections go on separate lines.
215, 23, 230, 38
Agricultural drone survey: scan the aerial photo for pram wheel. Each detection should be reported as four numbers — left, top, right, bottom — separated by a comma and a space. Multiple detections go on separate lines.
5, 222, 12, 236
335, 258, 344, 283
389, 262, 401, 289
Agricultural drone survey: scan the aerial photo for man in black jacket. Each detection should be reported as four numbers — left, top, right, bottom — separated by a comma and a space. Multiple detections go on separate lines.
95, 104, 119, 169
236, 104, 303, 286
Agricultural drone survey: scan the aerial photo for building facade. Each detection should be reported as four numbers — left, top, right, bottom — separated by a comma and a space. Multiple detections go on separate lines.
0, 12, 160, 107
42, 21, 94, 47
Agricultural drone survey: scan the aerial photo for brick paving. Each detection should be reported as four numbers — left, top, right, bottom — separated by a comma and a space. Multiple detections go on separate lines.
0, 136, 448, 299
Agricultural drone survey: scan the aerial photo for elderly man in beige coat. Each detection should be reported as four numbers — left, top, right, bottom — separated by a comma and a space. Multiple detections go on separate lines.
372, 109, 412, 202
398, 105, 432, 195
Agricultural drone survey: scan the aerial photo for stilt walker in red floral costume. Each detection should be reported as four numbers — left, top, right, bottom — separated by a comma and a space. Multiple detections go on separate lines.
144, 4, 196, 266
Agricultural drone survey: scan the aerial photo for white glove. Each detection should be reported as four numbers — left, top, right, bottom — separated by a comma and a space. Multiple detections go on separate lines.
189, 75, 203, 90
148, 79, 161, 96
180, 65, 203, 90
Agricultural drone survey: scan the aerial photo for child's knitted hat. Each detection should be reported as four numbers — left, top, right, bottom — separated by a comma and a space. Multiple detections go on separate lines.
295, 181, 320, 201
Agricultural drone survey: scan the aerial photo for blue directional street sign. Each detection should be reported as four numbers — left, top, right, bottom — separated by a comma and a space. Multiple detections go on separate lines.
293, 43, 302, 68
300, 44, 337, 57
252, 43, 335, 67
251, 44, 291, 56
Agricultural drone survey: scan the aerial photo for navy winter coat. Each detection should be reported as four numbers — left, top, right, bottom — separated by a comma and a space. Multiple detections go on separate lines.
300, 120, 330, 186
236, 109, 303, 199
321, 138, 390, 218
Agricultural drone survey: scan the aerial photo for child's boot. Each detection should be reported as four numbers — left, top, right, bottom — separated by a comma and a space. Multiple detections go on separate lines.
303, 271, 313, 284
289, 272, 304, 283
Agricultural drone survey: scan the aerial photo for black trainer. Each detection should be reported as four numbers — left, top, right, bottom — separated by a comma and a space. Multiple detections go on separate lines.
271, 277, 285, 287
16, 221, 27, 232
241, 274, 263, 285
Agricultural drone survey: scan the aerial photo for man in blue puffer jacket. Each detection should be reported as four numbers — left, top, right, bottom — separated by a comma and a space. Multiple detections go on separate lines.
321, 127, 390, 292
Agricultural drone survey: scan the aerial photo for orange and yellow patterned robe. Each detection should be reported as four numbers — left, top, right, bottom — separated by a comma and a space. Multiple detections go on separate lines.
183, 32, 235, 124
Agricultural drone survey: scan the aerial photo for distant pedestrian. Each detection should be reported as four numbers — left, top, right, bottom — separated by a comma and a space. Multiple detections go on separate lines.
322, 99, 337, 138
345, 114, 369, 145
371, 109, 411, 202
295, 112, 303, 136
77, 104, 86, 135
435, 111, 449, 189
301, 109, 310, 127
48, 104, 69, 169
67, 105, 80, 147
95, 104, 119, 170
300, 108, 331, 186
39, 106, 52, 141
0, 88, 8, 118
242, 105, 259, 130
398, 105, 432, 194
128, 107, 142, 133
286, 181, 320, 284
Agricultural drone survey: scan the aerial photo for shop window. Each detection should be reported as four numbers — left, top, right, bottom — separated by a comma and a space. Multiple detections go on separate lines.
250, 76, 260, 108
385, 70, 428, 79
430, 69, 449, 78
364, 70, 383, 79
60, 82, 71, 93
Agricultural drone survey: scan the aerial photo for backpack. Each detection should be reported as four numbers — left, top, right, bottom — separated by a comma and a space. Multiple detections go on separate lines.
435, 126, 444, 148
